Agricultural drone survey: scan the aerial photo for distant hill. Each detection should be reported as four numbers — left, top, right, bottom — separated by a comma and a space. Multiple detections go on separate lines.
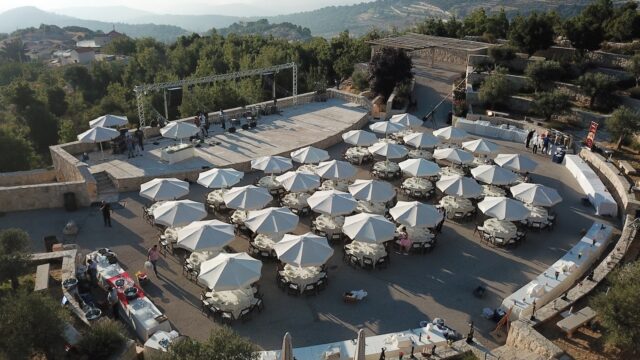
52, 6, 154, 22
217, 19, 312, 41
0, 7, 190, 42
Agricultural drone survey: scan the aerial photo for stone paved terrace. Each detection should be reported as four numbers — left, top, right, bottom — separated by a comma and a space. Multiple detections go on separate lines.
84, 99, 368, 192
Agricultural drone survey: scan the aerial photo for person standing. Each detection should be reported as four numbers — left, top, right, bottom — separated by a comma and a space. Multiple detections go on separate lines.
86, 259, 98, 284
134, 126, 144, 152
525, 129, 534, 148
147, 245, 160, 276
220, 109, 226, 130
126, 134, 135, 159
107, 286, 119, 319
542, 134, 550, 154
100, 201, 112, 227
532, 133, 539, 154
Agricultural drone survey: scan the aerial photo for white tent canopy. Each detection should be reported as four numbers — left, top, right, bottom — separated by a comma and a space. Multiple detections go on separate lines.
510, 183, 563, 207
290, 146, 330, 164
244, 207, 299, 234
176, 220, 235, 251
348, 179, 395, 203
343, 213, 396, 244
369, 121, 406, 135
197, 253, 262, 291
433, 126, 468, 141
433, 148, 474, 165
315, 160, 357, 180
197, 168, 244, 189
307, 190, 357, 216
399, 158, 440, 177
436, 175, 482, 198
403, 132, 439, 149
152, 200, 207, 227
276, 171, 320, 192
470, 165, 518, 185
342, 130, 377, 147
390, 201, 442, 228
462, 138, 499, 155
274, 232, 334, 267
367, 142, 408, 159
89, 114, 128, 128
494, 154, 538, 172
160, 121, 199, 140
251, 156, 293, 174
140, 178, 189, 201
223, 185, 273, 210
390, 113, 423, 127
478, 196, 531, 221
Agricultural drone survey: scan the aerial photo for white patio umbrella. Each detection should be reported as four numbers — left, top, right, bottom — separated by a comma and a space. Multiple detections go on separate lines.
348, 179, 395, 203
403, 132, 439, 149
281, 333, 294, 360
433, 126, 468, 141
274, 232, 334, 267
342, 130, 377, 147
369, 121, 406, 136
315, 160, 357, 180
399, 158, 440, 177
478, 196, 531, 221
436, 175, 482, 198
290, 146, 330, 164
197, 168, 244, 189
245, 207, 299, 234
367, 142, 408, 160
251, 155, 293, 175
89, 114, 128, 128
223, 185, 273, 210
390, 201, 442, 228
353, 329, 366, 360
462, 139, 499, 155
160, 121, 199, 142
152, 200, 207, 227
176, 220, 235, 251
343, 213, 396, 244
510, 183, 563, 207
433, 148, 474, 165
470, 165, 518, 186
494, 154, 538, 173
139, 178, 189, 201
390, 113, 423, 127
77, 126, 121, 159
276, 171, 320, 193
197, 253, 262, 291
307, 190, 357, 216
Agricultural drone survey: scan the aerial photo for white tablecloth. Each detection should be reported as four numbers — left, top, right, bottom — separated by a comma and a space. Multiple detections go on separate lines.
390, 129, 416, 142
345, 147, 371, 164
454, 117, 528, 143
319, 179, 350, 192
314, 215, 344, 236
282, 192, 310, 210
146, 201, 166, 216
373, 161, 400, 177
296, 164, 318, 174
524, 203, 549, 225
231, 210, 248, 225
356, 200, 387, 215
253, 233, 283, 251
480, 185, 506, 198
258, 176, 283, 190
402, 177, 433, 192
206, 189, 227, 205
281, 264, 322, 292
345, 241, 387, 266
564, 155, 617, 216
483, 219, 517, 240
405, 227, 435, 243
439, 196, 474, 214
439, 166, 465, 177
164, 226, 183, 243
377, 138, 398, 144
187, 250, 220, 271
205, 287, 254, 319
408, 149, 433, 160
127, 297, 172, 340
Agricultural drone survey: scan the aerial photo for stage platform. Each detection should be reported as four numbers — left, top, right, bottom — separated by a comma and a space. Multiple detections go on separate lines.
84, 99, 368, 192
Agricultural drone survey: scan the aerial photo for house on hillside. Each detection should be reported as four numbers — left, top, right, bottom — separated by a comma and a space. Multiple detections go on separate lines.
70, 47, 95, 64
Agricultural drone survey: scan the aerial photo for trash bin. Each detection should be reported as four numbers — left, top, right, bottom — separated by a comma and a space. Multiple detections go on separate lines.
552, 151, 566, 164
43, 235, 59, 252
64, 192, 77, 212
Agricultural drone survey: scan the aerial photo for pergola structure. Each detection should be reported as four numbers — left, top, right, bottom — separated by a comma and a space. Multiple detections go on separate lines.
368, 33, 491, 67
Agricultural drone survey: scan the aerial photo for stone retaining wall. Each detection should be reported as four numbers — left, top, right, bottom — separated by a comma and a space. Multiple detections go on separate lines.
534, 47, 631, 70
0, 168, 57, 187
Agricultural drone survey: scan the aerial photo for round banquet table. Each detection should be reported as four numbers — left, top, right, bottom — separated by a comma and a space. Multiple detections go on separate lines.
523, 203, 549, 226
164, 226, 183, 243
483, 218, 517, 240
480, 185, 506, 198
313, 215, 345, 236
253, 233, 284, 251
401, 226, 435, 244
296, 164, 318, 174
281, 192, 311, 210
390, 129, 416, 142
471, 157, 492, 167
356, 200, 387, 215
319, 179, 350, 192
402, 177, 433, 192
206, 189, 228, 205
345, 241, 387, 267
230, 210, 248, 226
373, 161, 400, 178
345, 147, 372, 165
408, 149, 434, 160
280, 264, 323, 293
377, 138, 398, 144
204, 287, 254, 319
439, 166, 465, 177
258, 176, 283, 190
186, 250, 220, 271
146, 201, 166, 216
439, 196, 474, 214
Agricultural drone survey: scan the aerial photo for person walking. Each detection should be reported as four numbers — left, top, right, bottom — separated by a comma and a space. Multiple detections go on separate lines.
100, 201, 112, 227
525, 129, 534, 148
200, 111, 209, 137
134, 126, 144, 152
220, 109, 226, 130
542, 134, 550, 154
532, 133, 539, 154
126, 134, 135, 159
147, 245, 160, 276
107, 285, 119, 319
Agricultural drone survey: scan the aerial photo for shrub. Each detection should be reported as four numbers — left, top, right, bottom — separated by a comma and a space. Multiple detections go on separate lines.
629, 86, 640, 100
77, 318, 127, 360
351, 70, 369, 91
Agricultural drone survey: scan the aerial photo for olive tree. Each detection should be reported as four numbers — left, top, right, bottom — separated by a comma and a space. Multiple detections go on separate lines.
605, 106, 640, 149
163, 327, 257, 360
532, 90, 572, 121
478, 72, 512, 109
0, 228, 31, 291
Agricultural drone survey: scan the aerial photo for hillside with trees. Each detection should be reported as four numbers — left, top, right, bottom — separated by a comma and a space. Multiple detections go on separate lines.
217, 20, 312, 41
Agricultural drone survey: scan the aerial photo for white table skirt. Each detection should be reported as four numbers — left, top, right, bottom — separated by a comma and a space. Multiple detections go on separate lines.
483, 219, 517, 240
314, 215, 345, 236
454, 118, 528, 143
439, 196, 474, 214
345, 241, 387, 266
564, 155, 617, 216
281, 264, 322, 292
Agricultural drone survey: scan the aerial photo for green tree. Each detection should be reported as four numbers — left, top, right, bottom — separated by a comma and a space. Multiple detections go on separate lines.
103, 36, 137, 56
625, 53, 640, 87
564, 0, 613, 55
0, 228, 31, 291
0, 291, 69, 359
46, 86, 68, 116
591, 261, 640, 355
605, 106, 640, 149
525, 60, 564, 91
163, 327, 257, 360
532, 90, 572, 121
605, 2, 640, 42
2, 80, 36, 112
488, 45, 516, 67
22, 102, 60, 153
508, 12, 555, 56
351, 70, 369, 91
0, 126, 39, 172
63, 65, 93, 91
0, 38, 26, 63
576, 72, 618, 109
58, 119, 77, 144
369, 47, 413, 99
478, 72, 512, 109
77, 319, 127, 360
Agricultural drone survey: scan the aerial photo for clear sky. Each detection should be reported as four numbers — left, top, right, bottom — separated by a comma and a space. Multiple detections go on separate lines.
0, 0, 375, 15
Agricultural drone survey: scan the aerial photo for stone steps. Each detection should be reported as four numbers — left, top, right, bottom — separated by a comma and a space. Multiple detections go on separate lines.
93, 171, 119, 203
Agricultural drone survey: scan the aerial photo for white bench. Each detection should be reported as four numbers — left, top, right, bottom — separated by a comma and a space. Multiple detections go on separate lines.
619, 160, 636, 175
34, 263, 50, 291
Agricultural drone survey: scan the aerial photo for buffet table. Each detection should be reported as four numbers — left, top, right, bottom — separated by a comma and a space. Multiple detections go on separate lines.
564, 155, 617, 216
161, 144, 195, 164
454, 117, 528, 143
